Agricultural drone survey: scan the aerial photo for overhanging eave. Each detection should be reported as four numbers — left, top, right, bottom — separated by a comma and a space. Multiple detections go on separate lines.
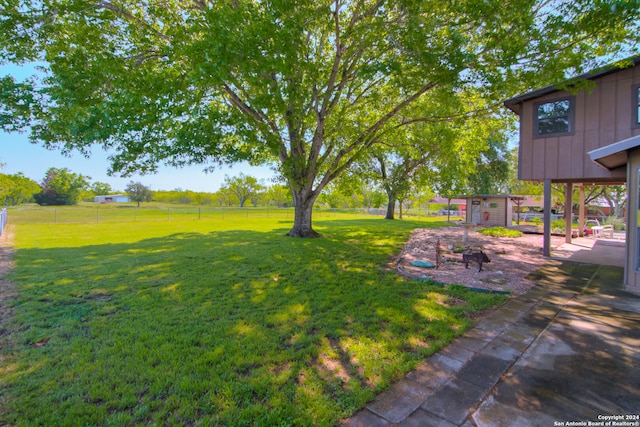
588, 134, 640, 170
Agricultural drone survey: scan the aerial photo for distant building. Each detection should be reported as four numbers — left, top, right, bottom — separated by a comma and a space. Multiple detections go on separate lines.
429, 196, 467, 216
94, 194, 130, 203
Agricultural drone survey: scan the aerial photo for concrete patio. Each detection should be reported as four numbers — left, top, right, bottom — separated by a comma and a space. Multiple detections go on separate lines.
552, 235, 625, 267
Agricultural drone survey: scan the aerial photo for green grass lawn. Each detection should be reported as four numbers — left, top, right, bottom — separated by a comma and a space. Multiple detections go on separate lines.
0, 216, 505, 426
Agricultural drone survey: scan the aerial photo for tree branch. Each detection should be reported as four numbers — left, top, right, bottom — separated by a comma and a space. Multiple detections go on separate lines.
93, 0, 171, 42
364, 82, 439, 137
395, 101, 501, 128
221, 83, 284, 155
319, 78, 445, 188
319, 0, 345, 118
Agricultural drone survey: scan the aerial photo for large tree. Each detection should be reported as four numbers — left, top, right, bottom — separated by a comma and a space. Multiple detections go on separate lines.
466, 136, 511, 195
505, 147, 544, 196
2, 1, 639, 236
265, 184, 293, 208
600, 185, 627, 218
91, 181, 113, 196
0, 172, 40, 205
220, 173, 263, 207
34, 167, 90, 205
125, 181, 152, 206
358, 89, 510, 219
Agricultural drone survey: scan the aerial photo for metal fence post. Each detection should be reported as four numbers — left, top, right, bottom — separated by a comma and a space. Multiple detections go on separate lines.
0, 208, 6, 236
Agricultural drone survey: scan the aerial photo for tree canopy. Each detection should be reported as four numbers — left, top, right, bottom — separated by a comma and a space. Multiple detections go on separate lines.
91, 181, 113, 196
220, 173, 264, 207
125, 181, 152, 207
34, 167, 90, 205
2, 0, 639, 235
350, 88, 511, 219
0, 172, 40, 205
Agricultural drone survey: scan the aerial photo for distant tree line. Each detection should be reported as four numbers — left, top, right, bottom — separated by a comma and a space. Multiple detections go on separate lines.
0, 165, 296, 207
1, 161, 626, 218
0, 172, 41, 206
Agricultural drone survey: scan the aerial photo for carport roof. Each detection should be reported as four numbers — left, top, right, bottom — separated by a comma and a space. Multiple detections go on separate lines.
588, 134, 640, 170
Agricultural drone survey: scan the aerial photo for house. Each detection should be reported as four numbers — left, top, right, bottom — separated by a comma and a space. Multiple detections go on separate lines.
94, 194, 130, 203
504, 55, 639, 294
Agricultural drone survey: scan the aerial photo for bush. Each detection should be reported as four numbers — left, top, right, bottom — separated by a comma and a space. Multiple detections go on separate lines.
477, 226, 522, 238
603, 216, 626, 231
551, 219, 565, 233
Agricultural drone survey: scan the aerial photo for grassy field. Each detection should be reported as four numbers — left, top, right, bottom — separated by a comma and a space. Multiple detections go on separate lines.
6, 202, 452, 225
0, 214, 504, 426
7, 203, 308, 224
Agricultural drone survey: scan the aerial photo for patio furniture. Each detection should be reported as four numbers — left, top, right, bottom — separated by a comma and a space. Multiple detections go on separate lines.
600, 224, 614, 239
583, 219, 600, 236
591, 225, 604, 238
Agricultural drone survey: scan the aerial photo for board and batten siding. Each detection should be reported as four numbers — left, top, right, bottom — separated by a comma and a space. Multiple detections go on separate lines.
517, 66, 640, 182
465, 197, 511, 227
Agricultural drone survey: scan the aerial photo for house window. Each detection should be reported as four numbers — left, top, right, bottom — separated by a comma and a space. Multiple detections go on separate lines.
534, 97, 575, 137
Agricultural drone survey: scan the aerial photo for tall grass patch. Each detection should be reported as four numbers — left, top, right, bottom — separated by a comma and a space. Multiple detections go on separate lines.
477, 226, 523, 238
1, 217, 504, 426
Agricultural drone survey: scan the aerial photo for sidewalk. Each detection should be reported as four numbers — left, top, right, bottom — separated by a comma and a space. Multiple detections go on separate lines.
342, 260, 640, 426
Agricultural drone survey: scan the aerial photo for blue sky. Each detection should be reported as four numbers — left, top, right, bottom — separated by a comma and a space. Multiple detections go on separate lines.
0, 64, 276, 192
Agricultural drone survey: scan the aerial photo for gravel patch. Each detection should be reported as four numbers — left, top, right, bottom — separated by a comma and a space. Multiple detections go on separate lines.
396, 226, 565, 295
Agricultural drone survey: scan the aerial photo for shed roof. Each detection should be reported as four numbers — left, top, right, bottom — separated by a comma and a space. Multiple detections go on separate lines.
458, 195, 543, 206
504, 55, 640, 114
430, 197, 467, 205
588, 134, 640, 170
459, 194, 512, 199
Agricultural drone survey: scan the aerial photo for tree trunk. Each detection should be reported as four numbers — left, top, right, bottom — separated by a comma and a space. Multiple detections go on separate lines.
287, 190, 320, 237
385, 196, 396, 220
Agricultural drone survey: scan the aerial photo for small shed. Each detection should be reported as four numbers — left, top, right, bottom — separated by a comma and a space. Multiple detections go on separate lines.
94, 194, 130, 203
463, 195, 514, 227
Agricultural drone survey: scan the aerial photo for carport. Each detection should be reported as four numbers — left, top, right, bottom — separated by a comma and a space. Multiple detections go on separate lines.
588, 134, 640, 291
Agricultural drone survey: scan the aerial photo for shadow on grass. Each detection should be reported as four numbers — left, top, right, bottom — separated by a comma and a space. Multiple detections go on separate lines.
1, 220, 503, 426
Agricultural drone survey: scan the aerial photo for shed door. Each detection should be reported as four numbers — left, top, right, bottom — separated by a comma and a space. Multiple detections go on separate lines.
471, 200, 481, 223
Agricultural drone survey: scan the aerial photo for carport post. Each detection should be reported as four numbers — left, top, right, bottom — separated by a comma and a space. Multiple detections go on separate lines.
565, 182, 572, 244
543, 179, 551, 257
579, 185, 585, 237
